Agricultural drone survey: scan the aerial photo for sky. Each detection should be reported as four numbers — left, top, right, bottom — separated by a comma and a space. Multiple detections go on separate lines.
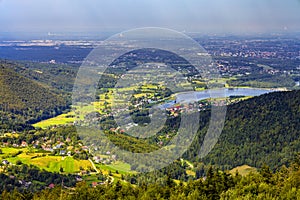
1, 0, 300, 34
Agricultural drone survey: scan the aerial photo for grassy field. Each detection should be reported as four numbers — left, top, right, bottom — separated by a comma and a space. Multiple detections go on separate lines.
107, 161, 131, 173
229, 165, 257, 176
33, 113, 76, 128
33, 104, 95, 129
0, 147, 22, 154
97, 161, 132, 174
44, 156, 92, 173
10, 154, 92, 173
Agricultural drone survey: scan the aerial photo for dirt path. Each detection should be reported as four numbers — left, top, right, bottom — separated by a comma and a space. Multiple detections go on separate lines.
88, 158, 99, 174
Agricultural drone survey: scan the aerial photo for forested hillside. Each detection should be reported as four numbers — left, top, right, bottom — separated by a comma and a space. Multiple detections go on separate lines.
0, 65, 69, 131
0, 60, 77, 93
185, 89, 300, 171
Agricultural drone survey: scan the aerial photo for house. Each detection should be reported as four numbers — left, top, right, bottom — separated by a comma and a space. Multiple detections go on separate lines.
2, 160, 9, 165
82, 146, 89, 151
111, 155, 117, 160
59, 150, 66, 155
92, 182, 98, 187
43, 147, 54, 152
75, 150, 80, 154
54, 142, 65, 149
19, 180, 32, 188
25, 181, 32, 187
110, 128, 116, 132
21, 141, 28, 147
119, 129, 125, 133
3, 142, 9, 146
80, 170, 88, 175
93, 156, 101, 163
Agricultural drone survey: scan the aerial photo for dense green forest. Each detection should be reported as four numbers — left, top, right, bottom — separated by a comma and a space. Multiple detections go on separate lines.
0, 60, 78, 93
0, 64, 70, 131
185, 89, 300, 171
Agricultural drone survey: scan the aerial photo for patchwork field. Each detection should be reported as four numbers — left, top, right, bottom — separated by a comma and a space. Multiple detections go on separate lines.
1, 148, 93, 173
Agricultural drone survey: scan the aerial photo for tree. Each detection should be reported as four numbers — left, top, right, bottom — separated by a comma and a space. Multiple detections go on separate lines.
16, 160, 22, 165
259, 164, 273, 183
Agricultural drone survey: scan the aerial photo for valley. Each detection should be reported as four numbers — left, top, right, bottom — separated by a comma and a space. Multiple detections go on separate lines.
0, 34, 300, 199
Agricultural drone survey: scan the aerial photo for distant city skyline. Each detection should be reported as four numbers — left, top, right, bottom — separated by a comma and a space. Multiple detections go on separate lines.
1, 0, 300, 34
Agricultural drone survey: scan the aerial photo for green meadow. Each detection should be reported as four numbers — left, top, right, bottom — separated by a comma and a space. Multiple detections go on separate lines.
33, 104, 95, 129
229, 165, 257, 176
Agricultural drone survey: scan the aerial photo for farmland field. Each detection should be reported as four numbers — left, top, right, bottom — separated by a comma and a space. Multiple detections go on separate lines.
97, 161, 132, 175
1, 148, 93, 173
33, 113, 77, 128
33, 104, 95, 129
107, 161, 131, 173
0, 147, 22, 155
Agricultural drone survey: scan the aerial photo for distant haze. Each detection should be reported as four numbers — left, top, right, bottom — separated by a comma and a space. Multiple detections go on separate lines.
1, 0, 300, 34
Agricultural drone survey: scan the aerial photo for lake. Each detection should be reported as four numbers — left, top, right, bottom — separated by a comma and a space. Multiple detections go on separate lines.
159, 88, 278, 109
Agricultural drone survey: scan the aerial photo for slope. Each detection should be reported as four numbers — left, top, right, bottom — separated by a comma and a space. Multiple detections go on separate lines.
0, 59, 77, 94
185, 89, 300, 170
0, 66, 69, 131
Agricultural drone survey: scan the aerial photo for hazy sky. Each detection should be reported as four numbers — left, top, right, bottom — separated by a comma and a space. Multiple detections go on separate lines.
1, 0, 300, 34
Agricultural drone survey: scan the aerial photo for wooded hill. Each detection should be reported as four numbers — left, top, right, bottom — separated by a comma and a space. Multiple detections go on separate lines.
0, 59, 78, 94
185, 89, 300, 171
0, 65, 69, 131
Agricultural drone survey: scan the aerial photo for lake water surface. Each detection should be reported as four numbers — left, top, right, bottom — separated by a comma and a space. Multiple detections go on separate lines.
160, 88, 278, 109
